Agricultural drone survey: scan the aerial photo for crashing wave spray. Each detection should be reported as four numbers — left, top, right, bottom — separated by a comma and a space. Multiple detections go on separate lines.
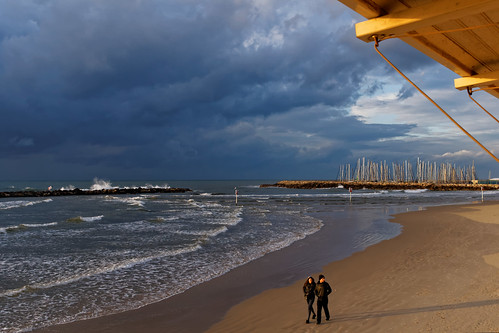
90, 178, 115, 191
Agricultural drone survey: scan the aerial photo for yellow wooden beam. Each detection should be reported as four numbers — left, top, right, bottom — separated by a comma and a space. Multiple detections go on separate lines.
355, 0, 499, 42
455, 70, 499, 90
336, 0, 385, 19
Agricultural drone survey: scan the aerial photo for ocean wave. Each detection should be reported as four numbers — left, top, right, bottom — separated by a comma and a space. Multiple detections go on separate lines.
0, 222, 59, 234
404, 189, 428, 194
483, 190, 499, 194
195, 208, 243, 226
148, 216, 179, 223
66, 215, 104, 223
104, 196, 145, 207
224, 210, 243, 226
27, 222, 59, 228
149, 217, 167, 223
1, 285, 35, 297
175, 225, 229, 237
186, 199, 224, 209
0, 198, 52, 210
0, 243, 202, 298
0, 224, 28, 234
82, 215, 104, 222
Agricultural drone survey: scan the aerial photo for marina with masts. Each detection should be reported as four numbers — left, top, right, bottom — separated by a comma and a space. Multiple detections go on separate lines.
262, 157, 499, 191
337, 157, 478, 184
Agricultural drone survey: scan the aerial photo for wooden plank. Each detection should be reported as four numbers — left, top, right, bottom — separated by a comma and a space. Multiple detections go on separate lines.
336, 0, 386, 19
454, 70, 499, 90
355, 0, 499, 42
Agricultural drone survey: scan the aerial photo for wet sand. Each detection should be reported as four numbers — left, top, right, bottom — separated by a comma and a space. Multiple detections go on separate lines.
34, 202, 499, 332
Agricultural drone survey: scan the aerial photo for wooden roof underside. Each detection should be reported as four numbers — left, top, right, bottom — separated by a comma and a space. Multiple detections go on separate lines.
338, 0, 499, 99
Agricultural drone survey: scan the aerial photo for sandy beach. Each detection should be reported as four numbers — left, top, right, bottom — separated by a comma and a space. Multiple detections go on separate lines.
208, 202, 499, 332
34, 202, 499, 333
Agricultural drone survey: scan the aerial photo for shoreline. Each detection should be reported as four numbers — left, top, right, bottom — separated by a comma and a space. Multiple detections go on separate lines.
261, 180, 499, 191
31, 205, 397, 332
31, 201, 499, 332
208, 201, 499, 332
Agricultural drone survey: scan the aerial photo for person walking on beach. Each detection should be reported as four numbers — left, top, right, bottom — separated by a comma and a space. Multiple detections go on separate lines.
303, 276, 317, 323
315, 274, 332, 325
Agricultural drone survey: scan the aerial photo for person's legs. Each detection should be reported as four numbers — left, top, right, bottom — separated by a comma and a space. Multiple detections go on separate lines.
316, 299, 323, 324
323, 300, 330, 320
307, 297, 314, 321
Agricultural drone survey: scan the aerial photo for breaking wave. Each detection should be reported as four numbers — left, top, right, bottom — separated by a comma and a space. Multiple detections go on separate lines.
0, 199, 52, 210
66, 215, 104, 223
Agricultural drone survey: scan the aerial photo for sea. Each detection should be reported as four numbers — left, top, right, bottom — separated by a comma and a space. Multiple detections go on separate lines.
1, 179, 498, 333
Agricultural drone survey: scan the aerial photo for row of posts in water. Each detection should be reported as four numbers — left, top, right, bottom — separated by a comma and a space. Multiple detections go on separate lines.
337, 157, 477, 184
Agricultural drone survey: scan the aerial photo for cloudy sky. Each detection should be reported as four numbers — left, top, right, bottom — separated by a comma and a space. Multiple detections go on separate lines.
1, 0, 497, 181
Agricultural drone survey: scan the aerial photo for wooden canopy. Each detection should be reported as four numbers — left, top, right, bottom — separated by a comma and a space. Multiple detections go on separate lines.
337, 0, 499, 99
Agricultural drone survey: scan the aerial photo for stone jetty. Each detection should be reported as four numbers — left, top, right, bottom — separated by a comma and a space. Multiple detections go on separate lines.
0, 187, 191, 198
261, 180, 499, 191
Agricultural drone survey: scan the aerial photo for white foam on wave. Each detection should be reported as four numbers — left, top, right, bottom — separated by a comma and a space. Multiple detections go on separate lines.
119, 184, 171, 190
1, 284, 32, 297
175, 225, 229, 237
0, 222, 59, 234
186, 198, 201, 207
26, 222, 59, 228
0, 198, 52, 210
66, 215, 104, 223
82, 215, 104, 222
256, 215, 322, 256
149, 216, 167, 223
482, 190, 499, 194
223, 209, 243, 226
105, 196, 145, 207
186, 199, 223, 209
404, 189, 428, 194
193, 207, 243, 227
0, 243, 203, 298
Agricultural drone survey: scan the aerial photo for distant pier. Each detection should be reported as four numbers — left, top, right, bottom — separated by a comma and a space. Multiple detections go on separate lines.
261, 180, 499, 191
0, 187, 191, 198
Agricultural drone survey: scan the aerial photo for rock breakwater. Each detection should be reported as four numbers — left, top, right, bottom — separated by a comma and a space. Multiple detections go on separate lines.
0, 187, 191, 198
261, 180, 499, 191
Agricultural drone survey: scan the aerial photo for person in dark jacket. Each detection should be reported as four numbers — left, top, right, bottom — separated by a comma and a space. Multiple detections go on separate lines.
302, 276, 317, 323
314, 274, 332, 325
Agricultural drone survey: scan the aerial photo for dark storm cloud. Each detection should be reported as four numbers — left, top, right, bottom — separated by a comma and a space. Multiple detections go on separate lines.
0, 0, 436, 180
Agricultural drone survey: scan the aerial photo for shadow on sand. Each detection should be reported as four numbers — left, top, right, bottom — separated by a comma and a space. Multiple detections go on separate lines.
332, 298, 499, 322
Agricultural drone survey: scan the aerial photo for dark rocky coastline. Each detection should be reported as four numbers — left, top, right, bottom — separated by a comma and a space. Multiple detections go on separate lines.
261, 180, 499, 191
0, 187, 191, 198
